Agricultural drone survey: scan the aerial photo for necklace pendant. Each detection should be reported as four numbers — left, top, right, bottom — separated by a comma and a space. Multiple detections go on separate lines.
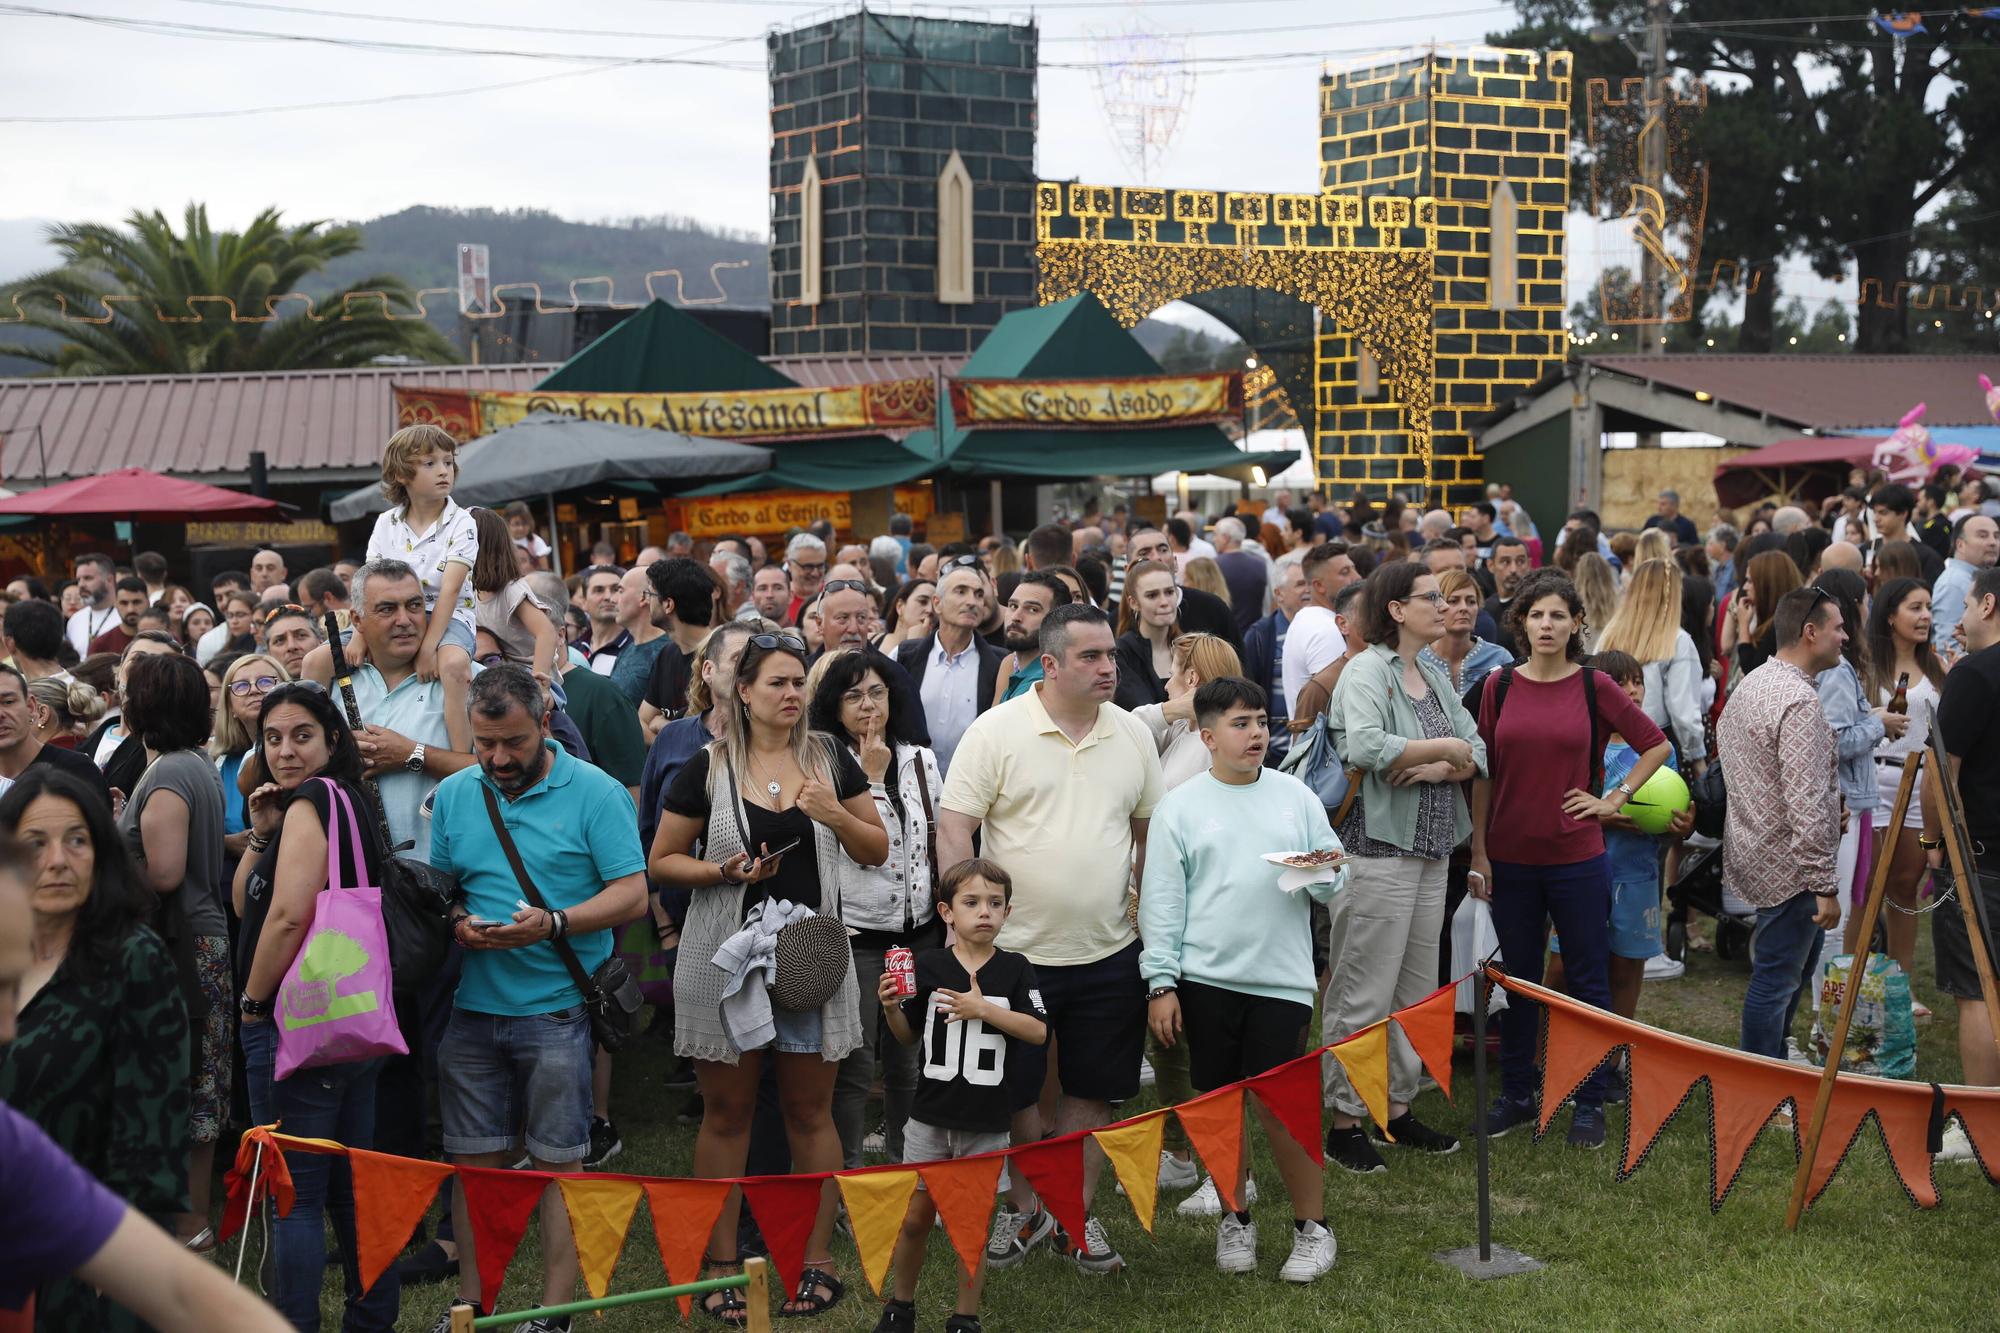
767, 780, 782, 797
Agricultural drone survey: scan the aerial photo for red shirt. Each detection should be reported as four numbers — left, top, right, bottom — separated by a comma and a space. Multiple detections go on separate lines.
87, 624, 134, 657
1477, 667, 1666, 866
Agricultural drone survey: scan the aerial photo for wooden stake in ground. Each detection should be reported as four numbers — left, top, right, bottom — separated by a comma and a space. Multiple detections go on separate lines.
1784, 753, 1919, 1232
1926, 721, 2000, 1072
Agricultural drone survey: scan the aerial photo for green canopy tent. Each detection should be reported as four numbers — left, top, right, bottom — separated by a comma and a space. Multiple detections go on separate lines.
545, 298, 936, 495
901, 294, 1298, 482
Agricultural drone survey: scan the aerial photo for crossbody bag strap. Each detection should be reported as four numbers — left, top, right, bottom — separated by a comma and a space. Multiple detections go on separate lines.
913, 747, 940, 888
480, 783, 595, 999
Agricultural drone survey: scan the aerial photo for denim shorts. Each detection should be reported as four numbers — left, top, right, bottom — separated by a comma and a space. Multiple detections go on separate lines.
768, 1002, 824, 1055
439, 1004, 594, 1163
439, 616, 476, 656
1548, 878, 1663, 960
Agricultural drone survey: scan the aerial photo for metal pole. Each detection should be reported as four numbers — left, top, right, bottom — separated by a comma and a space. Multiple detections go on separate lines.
545, 492, 563, 577
1474, 967, 1492, 1261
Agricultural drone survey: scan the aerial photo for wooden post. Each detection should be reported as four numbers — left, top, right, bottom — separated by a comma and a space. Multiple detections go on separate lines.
1784, 752, 1919, 1231
449, 1303, 476, 1333
1930, 755, 2000, 1064
743, 1256, 772, 1333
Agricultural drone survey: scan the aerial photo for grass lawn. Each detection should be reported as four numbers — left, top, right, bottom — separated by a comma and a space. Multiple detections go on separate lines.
275, 934, 2000, 1331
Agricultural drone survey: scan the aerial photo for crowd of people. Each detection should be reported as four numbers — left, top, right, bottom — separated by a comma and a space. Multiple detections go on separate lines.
4, 424, 2000, 1333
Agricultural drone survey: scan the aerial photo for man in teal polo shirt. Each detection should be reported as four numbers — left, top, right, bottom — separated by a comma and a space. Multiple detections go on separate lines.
998, 570, 1072, 703
429, 666, 648, 1328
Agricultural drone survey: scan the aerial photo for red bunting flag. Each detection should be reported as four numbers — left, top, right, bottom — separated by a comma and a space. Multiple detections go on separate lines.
1245, 1050, 1325, 1164
1175, 1087, 1247, 1213
347, 1150, 453, 1296
1392, 983, 1459, 1102
920, 1155, 1006, 1277
1007, 1136, 1091, 1245
219, 1125, 294, 1244
457, 1167, 555, 1314
642, 1180, 735, 1318
739, 1176, 830, 1296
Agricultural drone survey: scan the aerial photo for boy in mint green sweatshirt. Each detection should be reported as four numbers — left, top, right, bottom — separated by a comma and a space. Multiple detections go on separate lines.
1138, 676, 1347, 1285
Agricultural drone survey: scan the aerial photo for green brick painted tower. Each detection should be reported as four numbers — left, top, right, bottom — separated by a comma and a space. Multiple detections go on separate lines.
1317, 48, 1571, 505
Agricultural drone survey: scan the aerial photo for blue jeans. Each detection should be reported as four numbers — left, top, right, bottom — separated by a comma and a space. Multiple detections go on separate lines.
240, 1019, 399, 1333
1491, 855, 1614, 1109
1740, 893, 1826, 1059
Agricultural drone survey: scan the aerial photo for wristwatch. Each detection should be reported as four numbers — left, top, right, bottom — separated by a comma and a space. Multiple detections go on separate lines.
1614, 781, 1636, 799
404, 742, 427, 774
238, 992, 272, 1018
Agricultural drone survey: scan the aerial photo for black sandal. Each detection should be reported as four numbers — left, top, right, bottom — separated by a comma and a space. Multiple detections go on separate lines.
778, 1263, 846, 1318
700, 1256, 748, 1327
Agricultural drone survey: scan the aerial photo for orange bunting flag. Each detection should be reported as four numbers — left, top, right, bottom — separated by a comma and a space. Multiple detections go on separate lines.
1707, 1059, 1820, 1209
1533, 991, 1624, 1136
1805, 1080, 1940, 1211
921, 1156, 1006, 1278
1330, 1023, 1393, 1136
835, 1170, 920, 1296
739, 1176, 830, 1296
1175, 1087, 1247, 1213
347, 1150, 453, 1297
1245, 1050, 1324, 1164
220, 1125, 294, 1244
1392, 983, 1459, 1102
457, 1167, 555, 1315
1944, 1094, 2000, 1187
1093, 1114, 1167, 1233
642, 1180, 734, 1318
1007, 1136, 1091, 1244
1622, 1028, 1712, 1180
557, 1178, 645, 1299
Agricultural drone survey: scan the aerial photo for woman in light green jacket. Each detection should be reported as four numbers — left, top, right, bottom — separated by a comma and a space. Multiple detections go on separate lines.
1320, 561, 1487, 1174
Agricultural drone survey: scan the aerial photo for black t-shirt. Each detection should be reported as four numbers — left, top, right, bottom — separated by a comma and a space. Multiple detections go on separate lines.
235, 776, 387, 993
1483, 595, 1519, 657
1176, 585, 1243, 653
900, 945, 1046, 1132
661, 743, 868, 915
26, 740, 114, 813
1938, 643, 2000, 844
644, 640, 693, 720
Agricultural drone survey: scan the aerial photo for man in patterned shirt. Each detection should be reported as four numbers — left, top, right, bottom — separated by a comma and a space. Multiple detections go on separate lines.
1716, 585, 1846, 1059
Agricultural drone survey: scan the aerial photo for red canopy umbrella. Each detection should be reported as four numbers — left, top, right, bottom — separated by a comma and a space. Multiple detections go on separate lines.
0, 467, 284, 521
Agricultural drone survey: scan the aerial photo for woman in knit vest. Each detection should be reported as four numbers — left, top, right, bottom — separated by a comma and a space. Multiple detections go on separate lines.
651, 629, 888, 1324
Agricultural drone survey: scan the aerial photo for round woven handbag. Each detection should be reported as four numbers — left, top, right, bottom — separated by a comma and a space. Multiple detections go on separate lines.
771, 913, 851, 1013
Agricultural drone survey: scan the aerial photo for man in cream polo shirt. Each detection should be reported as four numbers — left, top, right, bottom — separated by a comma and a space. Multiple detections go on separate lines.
938, 602, 1165, 1276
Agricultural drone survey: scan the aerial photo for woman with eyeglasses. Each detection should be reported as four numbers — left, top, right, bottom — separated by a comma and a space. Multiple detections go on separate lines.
1469, 568, 1669, 1148
1113, 558, 1184, 712
115, 650, 230, 1251
218, 590, 260, 661
209, 654, 290, 868
650, 630, 887, 1322
806, 647, 943, 1172
1320, 562, 1485, 1173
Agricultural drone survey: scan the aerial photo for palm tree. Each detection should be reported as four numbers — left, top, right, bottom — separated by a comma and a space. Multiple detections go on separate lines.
0, 204, 458, 375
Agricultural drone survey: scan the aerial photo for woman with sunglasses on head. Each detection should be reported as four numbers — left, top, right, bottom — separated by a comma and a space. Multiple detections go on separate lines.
650, 630, 887, 1324
209, 654, 289, 867
1470, 569, 1670, 1148
1858, 576, 1943, 995
1321, 562, 1485, 1173
1113, 558, 1184, 712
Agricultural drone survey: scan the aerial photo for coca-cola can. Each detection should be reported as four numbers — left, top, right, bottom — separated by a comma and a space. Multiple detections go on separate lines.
885, 946, 916, 998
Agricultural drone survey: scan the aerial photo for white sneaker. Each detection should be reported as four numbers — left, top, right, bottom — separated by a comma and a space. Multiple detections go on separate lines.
1158, 1150, 1199, 1190
1644, 954, 1685, 980
862, 1126, 887, 1157
1784, 1037, 1815, 1068
1278, 1220, 1338, 1283
1138, 1058, 1156, 1088
1176, 1175, 1257, 1218
1937, 1121, 1977, 1164
1214, 1213, 1257, 1275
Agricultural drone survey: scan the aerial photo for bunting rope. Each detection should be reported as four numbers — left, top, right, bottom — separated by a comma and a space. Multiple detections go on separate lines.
220, 972, 2000, 1313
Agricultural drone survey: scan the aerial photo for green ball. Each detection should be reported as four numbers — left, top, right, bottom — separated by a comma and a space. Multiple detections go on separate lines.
1618, 766, 1690, 835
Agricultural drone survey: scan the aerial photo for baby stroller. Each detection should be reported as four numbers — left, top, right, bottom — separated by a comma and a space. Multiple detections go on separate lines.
1663, 839, 1757, 961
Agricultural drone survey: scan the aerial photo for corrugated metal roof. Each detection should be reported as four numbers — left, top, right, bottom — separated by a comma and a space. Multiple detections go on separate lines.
1585, 354, 1997, 430
0, 354, 966, 485
0, 363, 543, 486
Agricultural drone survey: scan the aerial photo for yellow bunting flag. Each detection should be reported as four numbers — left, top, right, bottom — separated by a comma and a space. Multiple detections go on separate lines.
835, 1170, 920, 1297
1330, 1023, 1393, 1136
556, 1177, 644, 1299
1093, 1114, 1167, 1234
1174, 1087, 1248, 1215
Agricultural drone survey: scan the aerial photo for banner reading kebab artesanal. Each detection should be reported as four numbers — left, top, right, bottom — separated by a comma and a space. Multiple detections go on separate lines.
393, 379, 937, 444
948, 371, 1243, 430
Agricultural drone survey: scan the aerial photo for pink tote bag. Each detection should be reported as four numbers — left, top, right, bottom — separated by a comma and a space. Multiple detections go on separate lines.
273, 779, 408, 1080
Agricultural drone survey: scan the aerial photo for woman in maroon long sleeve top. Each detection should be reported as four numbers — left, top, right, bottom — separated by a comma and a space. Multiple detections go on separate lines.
1468, 568, 1671, 1148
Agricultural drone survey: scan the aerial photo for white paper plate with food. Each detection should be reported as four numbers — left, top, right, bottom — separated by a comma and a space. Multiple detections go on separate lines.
1261, 848, 1348, 893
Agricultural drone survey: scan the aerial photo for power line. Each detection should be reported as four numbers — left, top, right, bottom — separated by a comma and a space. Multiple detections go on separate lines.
158, 0, 758, 44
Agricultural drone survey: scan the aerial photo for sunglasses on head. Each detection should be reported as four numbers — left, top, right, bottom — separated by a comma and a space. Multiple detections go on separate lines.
821, 579, 871, 596
746, 633, 808, 654
941, 554, 983, 571
260, 603, 310, 628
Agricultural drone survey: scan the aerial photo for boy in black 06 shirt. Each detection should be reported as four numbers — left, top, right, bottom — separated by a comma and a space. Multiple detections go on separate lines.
875, 858, 1048, 1333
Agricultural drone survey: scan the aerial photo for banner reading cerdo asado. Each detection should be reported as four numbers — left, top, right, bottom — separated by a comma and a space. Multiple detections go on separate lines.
947, 371, 1242, 430
393, 379, 937, 444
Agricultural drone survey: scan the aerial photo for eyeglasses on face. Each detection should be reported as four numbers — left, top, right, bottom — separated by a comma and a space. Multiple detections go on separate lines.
228, 675, 281, 696
1395, 590, 1448, 607
789, 558, 827, 573
476, 651, 507, 668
